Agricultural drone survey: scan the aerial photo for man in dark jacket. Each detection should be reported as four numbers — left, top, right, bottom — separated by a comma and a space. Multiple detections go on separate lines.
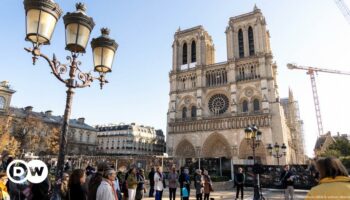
280, 165, 294, 200
234, 167, 245, 200
87, 162, 108, 200
148, 167, 155, 197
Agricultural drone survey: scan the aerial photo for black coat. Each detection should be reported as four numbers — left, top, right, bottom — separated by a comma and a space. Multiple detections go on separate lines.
148, 170, 155, 186
69, 184, 87, 200
280, 170, 294, 188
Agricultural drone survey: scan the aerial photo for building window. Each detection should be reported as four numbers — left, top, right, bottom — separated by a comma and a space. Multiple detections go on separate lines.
253, 99, 260, 111
242, 100, 248, 112
248, 26, 254, 56
191, 40, 196, 62
182, 43, 187, 64
191, 106, 197, 118
182, 107, 187, 119
191, 76, 196, 88
238, 29, 244, 58
0, 96, 5, 109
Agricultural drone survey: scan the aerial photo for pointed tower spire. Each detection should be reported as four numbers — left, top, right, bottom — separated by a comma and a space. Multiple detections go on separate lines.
288, 87, 294, 103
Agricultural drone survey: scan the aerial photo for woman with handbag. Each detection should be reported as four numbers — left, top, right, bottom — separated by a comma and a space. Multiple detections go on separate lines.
203, 170, 213, 200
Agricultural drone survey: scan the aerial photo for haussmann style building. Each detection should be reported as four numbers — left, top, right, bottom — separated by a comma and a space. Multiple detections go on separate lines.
96, 123, 166, 156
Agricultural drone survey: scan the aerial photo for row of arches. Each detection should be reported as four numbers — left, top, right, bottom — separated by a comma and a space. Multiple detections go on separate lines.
174, 133, 267, 163
238, 26, 255, 58
236, 62, 260, 82
205, 69, 228, 87
182, 41, 196, 64
177, 74, 196, 90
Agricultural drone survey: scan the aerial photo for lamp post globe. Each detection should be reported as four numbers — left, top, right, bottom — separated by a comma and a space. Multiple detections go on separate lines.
91, 28, 118, 73
24, 0, 62, 46
63, 2, 95, 53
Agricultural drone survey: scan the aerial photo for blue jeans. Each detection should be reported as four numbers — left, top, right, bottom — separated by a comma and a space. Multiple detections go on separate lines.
155, 190, 163, 200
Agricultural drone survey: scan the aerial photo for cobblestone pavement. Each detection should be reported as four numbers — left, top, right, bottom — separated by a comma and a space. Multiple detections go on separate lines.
143, 188, 308, 200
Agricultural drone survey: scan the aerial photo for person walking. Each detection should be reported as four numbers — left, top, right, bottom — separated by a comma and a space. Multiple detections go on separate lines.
168, 167, 178, 200
0, 173, 10, 200
194, 169, 204, 200
127, 167, 138, 200
148, 167, 155, 197
114, 173, 122, 200
179, 167, 191, 199
306, 157, 350, 199
203, 170, 212, 200
60, 173, 70, 200
154, 166, 165, 200
69, 169, 88, 200
280, 165, 294, 200
136, 169, 146, 200
88, 162, 109, 200
234, 167, 245, 200
96, 168, 118, 200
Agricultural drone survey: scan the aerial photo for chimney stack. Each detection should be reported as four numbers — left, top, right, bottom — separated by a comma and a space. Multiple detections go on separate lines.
24, 106, 33, 112
45, 110, 52, 117
78, 117, 85, 124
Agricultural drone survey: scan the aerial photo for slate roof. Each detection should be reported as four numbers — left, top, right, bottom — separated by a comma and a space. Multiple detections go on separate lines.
9, 107, 96, 131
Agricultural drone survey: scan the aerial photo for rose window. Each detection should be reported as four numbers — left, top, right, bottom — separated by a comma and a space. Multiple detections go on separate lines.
208, 94, 229, 115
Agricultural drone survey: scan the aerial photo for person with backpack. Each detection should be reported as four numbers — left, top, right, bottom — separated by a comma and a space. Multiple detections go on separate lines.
280, 165, 294, 200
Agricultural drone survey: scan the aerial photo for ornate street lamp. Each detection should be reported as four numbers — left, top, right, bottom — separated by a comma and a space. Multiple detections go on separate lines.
244, 124, 263, 200
24, 0, 62, 46
23, 1, 118, 199
267, 142, 287, 165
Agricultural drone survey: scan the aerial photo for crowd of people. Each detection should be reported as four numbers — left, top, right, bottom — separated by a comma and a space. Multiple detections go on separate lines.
0, 156, 349, 200
0, 156, 215, 200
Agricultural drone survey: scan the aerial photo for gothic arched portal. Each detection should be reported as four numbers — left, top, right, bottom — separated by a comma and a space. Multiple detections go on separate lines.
175, 139, 196, 158
201, 132, 231, 158
238, 139, 267, 164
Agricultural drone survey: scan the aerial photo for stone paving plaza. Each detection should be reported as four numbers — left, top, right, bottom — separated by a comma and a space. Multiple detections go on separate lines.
143, 188, 308, 200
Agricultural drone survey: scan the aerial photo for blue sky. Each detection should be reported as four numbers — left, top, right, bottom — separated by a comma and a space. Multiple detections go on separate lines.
1, 0, 350, 157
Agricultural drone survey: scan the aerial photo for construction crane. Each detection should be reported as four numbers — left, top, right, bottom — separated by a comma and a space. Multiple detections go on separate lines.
287, 63, 350, 136
334, 0, 350, 24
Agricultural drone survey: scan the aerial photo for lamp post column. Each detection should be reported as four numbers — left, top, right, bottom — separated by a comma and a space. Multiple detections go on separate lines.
56, 87, 74, 181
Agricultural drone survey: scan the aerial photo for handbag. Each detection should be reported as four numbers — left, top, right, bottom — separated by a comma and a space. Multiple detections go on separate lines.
182, 187, 189, 197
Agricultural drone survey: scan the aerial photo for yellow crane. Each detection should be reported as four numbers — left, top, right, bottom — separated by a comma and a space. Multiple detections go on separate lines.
287, 63, 350, 136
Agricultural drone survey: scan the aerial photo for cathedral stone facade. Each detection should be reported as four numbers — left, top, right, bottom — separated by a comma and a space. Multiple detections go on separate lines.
166, 7, 305, 165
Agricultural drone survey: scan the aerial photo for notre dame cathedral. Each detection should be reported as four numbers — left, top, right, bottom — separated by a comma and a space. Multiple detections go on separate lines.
166, 6, 305, 165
